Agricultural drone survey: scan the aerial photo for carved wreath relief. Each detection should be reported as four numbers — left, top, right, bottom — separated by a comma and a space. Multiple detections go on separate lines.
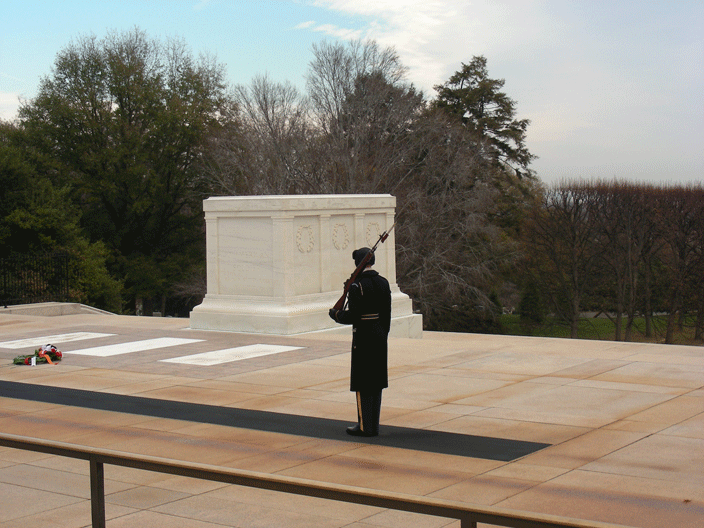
295, 221, 381, 252
366, 222, 382, 246
296, 225, 314, 253
332, 223, 350, 250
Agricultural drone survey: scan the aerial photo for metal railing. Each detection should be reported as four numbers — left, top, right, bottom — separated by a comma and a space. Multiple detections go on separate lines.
0, 433, 631, 528
1, 253, 76, 308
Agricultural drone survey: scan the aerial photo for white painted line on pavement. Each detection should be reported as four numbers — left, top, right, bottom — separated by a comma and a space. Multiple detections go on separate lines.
0, 332, 115, 349
66, 337, 203, 357
161, 344, 304, 366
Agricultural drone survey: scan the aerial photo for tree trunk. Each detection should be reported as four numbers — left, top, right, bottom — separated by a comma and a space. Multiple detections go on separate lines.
695, 282, 704, 341
644, 260, 653, 338
570, 296, 580, 339
665, 289, 679, 344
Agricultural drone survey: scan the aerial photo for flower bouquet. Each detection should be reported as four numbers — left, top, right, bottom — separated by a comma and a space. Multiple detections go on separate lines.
13, 344, 63, 365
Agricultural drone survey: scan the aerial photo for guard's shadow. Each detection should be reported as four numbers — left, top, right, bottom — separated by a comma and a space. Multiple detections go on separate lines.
0, 381, 549, 461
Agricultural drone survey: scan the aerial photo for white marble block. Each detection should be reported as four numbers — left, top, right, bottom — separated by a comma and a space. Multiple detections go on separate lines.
189, 195, 422, 337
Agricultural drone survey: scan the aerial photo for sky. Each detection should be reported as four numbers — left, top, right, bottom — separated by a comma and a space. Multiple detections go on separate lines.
1, 0, 702, 186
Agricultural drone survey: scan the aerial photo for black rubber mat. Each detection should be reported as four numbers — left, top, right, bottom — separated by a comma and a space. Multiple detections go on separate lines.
0, 380, 549, 461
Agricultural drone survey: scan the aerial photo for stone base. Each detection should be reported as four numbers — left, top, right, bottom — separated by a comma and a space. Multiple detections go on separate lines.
189, 289, 423, 338
306, 313, 423, 339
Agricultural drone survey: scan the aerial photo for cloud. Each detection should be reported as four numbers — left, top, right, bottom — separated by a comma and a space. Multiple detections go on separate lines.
294, 20, 316, 29
193, 0, 212, 12
295, 1, 448, 94
301, 1, 555, 95
309, 23, 364, 40
0, 71, 27, 85
0, 92, 22, 121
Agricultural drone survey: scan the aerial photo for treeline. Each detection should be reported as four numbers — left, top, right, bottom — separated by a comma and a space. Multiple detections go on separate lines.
0, 29, 701, 344
522, 181, 704, 343
198, 41, 539, 333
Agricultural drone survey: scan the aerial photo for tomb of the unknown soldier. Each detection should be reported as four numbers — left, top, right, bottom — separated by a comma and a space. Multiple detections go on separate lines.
189, 194, 422, 338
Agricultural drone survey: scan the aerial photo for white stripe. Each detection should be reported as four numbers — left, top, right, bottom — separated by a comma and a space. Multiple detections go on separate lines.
161, 344, 303, 366
67, 338, 203, 357
0, 332, 115, 349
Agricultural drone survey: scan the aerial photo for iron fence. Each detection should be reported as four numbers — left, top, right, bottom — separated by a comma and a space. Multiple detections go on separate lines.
1, 253, 77, 308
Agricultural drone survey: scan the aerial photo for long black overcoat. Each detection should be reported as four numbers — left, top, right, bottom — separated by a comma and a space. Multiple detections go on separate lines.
335, 270, 392, 392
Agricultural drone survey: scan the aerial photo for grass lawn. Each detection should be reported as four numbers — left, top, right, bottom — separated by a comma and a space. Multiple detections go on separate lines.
499, 314, 702, 346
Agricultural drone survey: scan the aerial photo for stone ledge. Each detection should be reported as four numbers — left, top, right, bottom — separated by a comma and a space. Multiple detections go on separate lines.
0, 302, 115, 317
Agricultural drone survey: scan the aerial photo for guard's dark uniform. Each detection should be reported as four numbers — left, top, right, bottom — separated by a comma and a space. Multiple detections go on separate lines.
331, 257, 392, 437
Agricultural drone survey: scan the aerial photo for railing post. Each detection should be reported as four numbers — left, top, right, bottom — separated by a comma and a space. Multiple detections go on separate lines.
461, 516, 478, 528
90, 458, 106, 528
2, 257, 7, 308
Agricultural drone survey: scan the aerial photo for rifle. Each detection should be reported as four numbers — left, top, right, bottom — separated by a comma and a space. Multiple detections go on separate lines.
332, 223, 396, 311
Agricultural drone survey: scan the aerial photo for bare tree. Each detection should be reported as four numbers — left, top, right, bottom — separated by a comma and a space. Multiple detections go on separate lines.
201, 75, 317, 195
235, 75, 314, 193
520, 179, 704, 342
304, 40, 422, 194
657, 185, 704, 343
589, 181, 659, 341
306, 40, 408, 134
590, 182, 627, 340
694, 198, 704, 341
322, 71, 425, 193
394, 110, 518, 330
524, 182, 601, 338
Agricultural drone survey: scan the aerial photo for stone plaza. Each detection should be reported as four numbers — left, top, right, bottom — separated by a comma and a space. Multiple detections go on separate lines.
0, 303, 702, 527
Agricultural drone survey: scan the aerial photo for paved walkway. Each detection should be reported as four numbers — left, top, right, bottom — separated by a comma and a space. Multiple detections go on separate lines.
0, 310, 702, 527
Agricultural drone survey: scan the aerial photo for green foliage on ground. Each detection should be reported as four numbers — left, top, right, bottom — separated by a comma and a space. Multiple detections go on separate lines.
499, 314, 701, 345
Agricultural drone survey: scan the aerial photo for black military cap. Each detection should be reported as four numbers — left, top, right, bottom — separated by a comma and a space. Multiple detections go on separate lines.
353, 247, 375, 267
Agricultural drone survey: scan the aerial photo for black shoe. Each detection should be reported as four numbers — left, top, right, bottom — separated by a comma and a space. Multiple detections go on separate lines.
346, 425, 377, 437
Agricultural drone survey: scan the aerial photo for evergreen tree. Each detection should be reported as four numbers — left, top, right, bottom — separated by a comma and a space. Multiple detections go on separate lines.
0, 121, 122, 311
434, 56, 535, 179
